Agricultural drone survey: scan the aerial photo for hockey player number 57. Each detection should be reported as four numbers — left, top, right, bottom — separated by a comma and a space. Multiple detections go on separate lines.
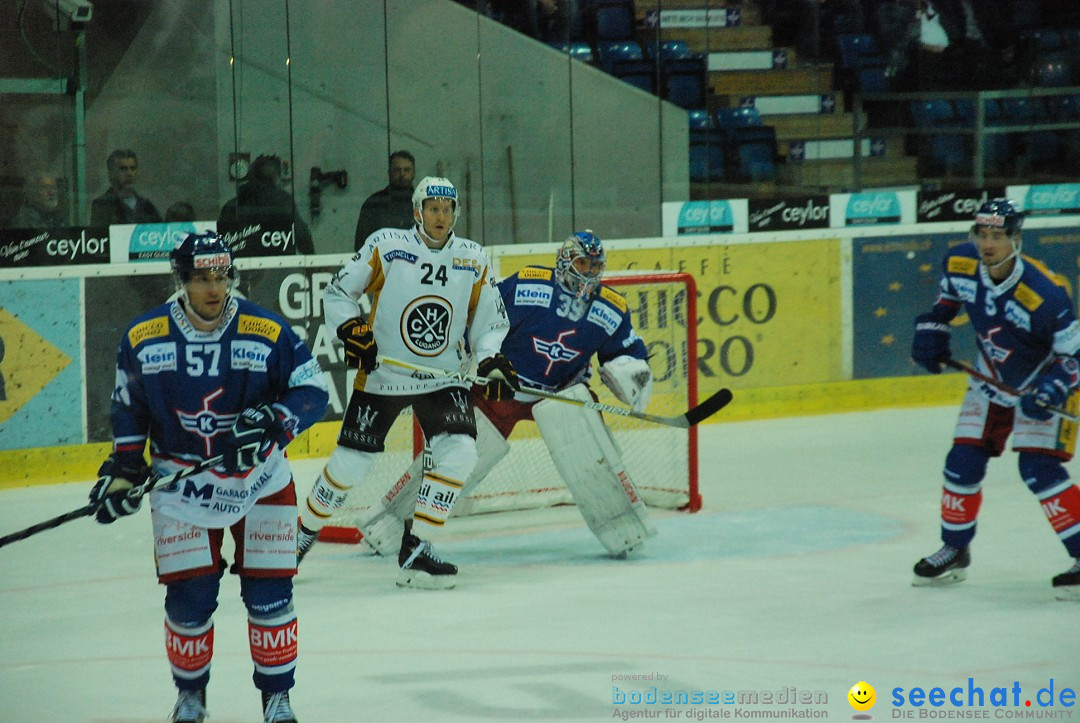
186, 344, 221, 376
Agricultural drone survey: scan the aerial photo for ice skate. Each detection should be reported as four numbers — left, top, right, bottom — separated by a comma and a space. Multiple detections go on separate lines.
397, 530, 457, 590
1052, 559, 1080, 601
913, 545, 970, 586
170, 688, 207, 723
296, 524, 318, 565
262, 689, 298, 723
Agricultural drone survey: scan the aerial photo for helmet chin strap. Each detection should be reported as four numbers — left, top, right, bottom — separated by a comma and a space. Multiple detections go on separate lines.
985, 235, 1022, 272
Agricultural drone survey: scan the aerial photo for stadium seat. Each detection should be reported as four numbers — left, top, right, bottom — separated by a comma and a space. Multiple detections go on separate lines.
725, 126, 778, 182
715, 106, 762, 128
643, 40, 693, 61
547, 41, 594, 64
1047, 94, 1080, 120
834, 34, 882, 68
660, 56, 707, 109
689, 128, 727, 182
588, 0, 635, 42
911, 100, 968, 177
1034, 52, 1071, 87
687, 109, 713, 130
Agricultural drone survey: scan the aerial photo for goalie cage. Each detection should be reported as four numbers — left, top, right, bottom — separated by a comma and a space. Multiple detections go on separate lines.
319, 271, 702, 545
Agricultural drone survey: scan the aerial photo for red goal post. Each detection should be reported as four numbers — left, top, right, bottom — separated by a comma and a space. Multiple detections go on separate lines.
318, 270, 701, 544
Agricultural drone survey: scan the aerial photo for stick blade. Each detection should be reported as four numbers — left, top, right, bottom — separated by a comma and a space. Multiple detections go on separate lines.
684, 388, 734, 427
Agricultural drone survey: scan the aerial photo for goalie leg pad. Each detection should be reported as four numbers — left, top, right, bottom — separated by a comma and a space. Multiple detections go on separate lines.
532, 384, 657, 556
299, 446, 377, 533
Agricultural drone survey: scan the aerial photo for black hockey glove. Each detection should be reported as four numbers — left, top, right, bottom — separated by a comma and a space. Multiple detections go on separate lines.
89, 454, 152, 524
337, 318, 378, 373
478, 353, 521, 402
222, 404, 286, 474
911, 313, 951, 374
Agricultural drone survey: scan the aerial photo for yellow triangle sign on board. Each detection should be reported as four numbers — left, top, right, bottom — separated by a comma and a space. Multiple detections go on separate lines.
0, 306, 73, 424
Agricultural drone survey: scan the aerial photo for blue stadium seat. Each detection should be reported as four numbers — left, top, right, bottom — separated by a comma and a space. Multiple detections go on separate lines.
594, 40, 644, 70
660, 56, 707, 109
689, 129, 727, 182
911, 100, 968, 177
834, 34, 882, 68
687, 109, 713, 129
588, 0, 635, 42
644, 40, 693, 61
1047, 94, 1080, 120
1035, 52, 1071, 87
547, 41, 595, 64
594, 41, 654, 93
715, 106, 762, 128
725, 126, 778, 182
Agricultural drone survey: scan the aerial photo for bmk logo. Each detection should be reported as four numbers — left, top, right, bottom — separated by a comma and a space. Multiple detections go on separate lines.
175, 387, 239, 456
533, 330, 582, 374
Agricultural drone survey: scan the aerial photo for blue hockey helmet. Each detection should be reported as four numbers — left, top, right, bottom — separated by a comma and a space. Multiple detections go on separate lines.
973, 198, 1024, 236
170, 231, 236, 285
555, 230, 606, 298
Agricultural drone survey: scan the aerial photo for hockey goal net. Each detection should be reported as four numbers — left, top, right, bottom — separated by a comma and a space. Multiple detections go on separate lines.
320, 271, 700, 543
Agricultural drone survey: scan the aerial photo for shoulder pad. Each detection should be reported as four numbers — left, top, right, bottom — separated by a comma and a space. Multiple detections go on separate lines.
1023, 255, 1070, 290
237, 314, 282, 342
518, 267, 553, 281
599, 286, 628, 312
947, 256, 978, 276
127, 316, 169, 348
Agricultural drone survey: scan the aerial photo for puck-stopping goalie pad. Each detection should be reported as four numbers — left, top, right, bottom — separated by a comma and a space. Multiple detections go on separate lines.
532, 384, 657, 556
356, 409, 511, 555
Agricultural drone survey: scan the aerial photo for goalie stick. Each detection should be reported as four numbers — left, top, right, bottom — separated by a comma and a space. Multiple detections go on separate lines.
943, 357, 1079, 422
378, 355, 733, 428
0, 454, 226, 549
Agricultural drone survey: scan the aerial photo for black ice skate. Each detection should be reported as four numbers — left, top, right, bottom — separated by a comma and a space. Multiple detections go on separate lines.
1052, 559, 1080, 601
262, 689, 298, 723
397, 530, 457, 590
170, 688, 207, 723
912, 545, 970, 586
296, 524, 318, 565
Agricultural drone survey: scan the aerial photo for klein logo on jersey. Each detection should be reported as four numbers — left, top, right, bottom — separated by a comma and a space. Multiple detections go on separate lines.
382, 249, 418, 264
533, 330, 583, 375
138, 342, 177, 374
175, 387, 240, 457
977, 327, 1013, 365
401, 296, 453, 356
514, 283, 553, 308
587, 301, 621, 335
231, 340, 271, 372
951, 277, 978, 304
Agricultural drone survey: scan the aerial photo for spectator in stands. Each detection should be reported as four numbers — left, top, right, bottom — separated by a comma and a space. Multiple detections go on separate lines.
935, 0, 1017, 89
10, 172, 63, 228
90, 149, 162, 227
354, 150, 416, 250
219, 154, 315, 255
526, 0, 582, 43
165, 201, 196, 223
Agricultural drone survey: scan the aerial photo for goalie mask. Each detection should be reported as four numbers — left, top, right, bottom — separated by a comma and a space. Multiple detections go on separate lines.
971, 198, 1024, 271
412, 176, 460, 229
555, 230, 606, 298
170, 232, 236, 325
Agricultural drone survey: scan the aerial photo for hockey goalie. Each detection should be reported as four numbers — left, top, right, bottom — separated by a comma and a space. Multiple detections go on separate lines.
301, 230, 658, 563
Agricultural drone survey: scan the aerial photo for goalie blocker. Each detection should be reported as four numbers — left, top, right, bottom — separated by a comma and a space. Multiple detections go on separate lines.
357, 384, 656, 557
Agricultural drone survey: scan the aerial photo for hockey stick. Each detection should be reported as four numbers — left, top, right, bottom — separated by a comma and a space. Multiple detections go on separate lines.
0, 454, 225, 549
377, 355, 733, 428
943, 358, 1079, 422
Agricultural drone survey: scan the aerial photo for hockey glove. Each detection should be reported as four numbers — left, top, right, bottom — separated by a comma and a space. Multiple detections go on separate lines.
911, 313, 951, 374
89, 455, 151, 524
337, 318, 378, 373
222, 404, 287, 474
478, 353, 521, 402
1020, 361, 1078, 421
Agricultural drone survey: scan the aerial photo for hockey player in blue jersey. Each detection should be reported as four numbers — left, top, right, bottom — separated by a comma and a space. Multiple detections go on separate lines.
88, 232, 328, 722
347, 230, 659, 559
910, 198, 1080, 599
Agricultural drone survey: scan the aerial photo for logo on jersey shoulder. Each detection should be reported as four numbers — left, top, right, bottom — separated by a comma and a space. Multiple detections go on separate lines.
587, 300, 621, 335
238, 314, 281, 343
231, 340, 272, 372
533, 330, 583, 375
947, 256, 978, 276
138, 342, 177, 374
977, 327, 1013, 365
175, 387, 240, 457
518, 267, 552, 281
514, 283, 552, 308
382, 249, 418, 264
1013, 283, 1043, 312
128, 316, 169, 348
401, 296, 453, 356
599, 286, 627, 312
453, 257, 481, 278
1004, 300, 1032, 331
951, 277, 977, 303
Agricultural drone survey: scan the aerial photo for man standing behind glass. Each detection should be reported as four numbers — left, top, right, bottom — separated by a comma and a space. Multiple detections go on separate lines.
90, 149, 163, 227
354, 150, 415, 250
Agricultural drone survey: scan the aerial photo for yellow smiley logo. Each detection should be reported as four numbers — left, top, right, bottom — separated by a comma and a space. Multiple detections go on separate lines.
848, 681, 876, 712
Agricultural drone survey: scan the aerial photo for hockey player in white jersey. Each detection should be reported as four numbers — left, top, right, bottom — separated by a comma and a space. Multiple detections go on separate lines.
341, 230, 659, 559
89, 232, 328, 722
297, 176, 517, 589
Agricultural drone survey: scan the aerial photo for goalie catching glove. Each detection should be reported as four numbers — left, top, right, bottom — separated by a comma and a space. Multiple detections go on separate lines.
599, 355, 654, 413
337, 317, 378, 373
89, 455, 152, 524
478, 353, 521, 401
222, 403, 290, 474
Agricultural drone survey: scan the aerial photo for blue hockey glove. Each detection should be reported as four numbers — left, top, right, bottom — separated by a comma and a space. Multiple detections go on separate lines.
1021, 377, 1071, 421
222, 404, 286, 474
89, 455, 151, 524
911, 313, 951, 374
478, 353, 521, 402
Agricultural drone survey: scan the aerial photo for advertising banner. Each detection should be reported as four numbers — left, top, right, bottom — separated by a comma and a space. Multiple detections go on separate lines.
0, 227, 110, 267
916, 188, 1004, 223
498, 239, 844, 398
662, 199, 749, 236
217, 221, 307, 257
109, 221, 217, 263
832, 190, 915, 227
0, 278, 82, 449
747, 195, 830, 232
1009, 183, 1080, 216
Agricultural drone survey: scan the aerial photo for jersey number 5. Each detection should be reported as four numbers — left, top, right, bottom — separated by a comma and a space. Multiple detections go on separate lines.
420, 263, 448, 286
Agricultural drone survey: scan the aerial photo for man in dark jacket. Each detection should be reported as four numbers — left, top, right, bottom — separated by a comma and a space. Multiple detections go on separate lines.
354, 150, 416, 250
219, 155, 315, 255
90, 150, 162, 227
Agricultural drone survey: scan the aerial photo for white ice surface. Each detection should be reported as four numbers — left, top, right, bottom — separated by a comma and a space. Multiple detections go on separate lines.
2, 405, 1078, 722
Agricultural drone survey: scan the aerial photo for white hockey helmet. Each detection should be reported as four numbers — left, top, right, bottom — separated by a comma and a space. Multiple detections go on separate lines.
412, 176, 460, 228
